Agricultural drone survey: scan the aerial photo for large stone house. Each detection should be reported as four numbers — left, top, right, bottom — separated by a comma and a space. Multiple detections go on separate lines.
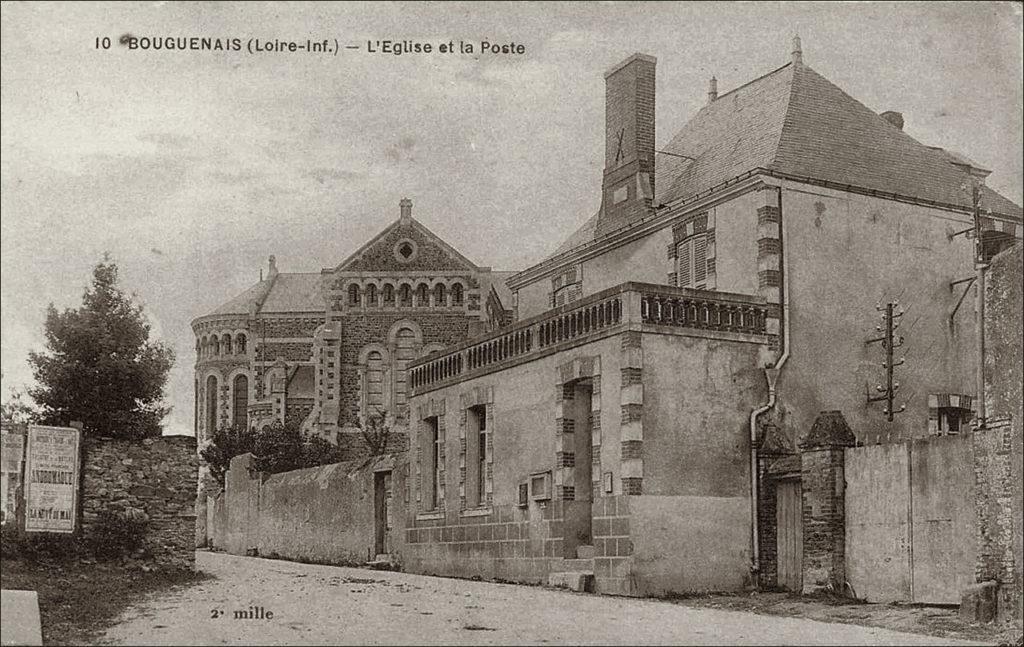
196, 39, 1022, 596
398, 39, 1022, 595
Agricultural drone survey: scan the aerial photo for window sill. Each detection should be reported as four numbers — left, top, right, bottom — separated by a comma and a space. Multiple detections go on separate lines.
416, 511, 444, 521
460, 506, 493, 518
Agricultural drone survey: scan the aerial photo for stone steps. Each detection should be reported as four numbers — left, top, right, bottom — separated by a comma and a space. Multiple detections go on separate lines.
547, 546, 596, 592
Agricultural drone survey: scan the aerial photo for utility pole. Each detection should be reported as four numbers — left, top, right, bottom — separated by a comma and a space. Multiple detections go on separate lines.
969, 180, 987, 428
867, 301, 906, 421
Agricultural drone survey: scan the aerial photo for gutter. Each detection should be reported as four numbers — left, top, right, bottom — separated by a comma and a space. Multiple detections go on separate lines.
749, 187, 791, 579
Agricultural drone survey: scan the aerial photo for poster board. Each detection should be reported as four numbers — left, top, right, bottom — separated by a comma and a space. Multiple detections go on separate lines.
0, 429, 25, 523
24, 425, 81, 534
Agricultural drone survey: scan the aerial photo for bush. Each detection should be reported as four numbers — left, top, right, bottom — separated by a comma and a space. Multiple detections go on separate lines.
87, 508, 149, 559
201, 419, 345, 487
0, 523, 82, 561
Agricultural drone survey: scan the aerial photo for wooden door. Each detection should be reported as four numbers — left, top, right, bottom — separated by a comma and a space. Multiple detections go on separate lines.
776, 479, 803, 592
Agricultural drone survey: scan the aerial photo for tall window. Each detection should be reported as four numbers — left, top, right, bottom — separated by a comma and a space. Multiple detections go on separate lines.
222, 334, 232, 355
194, 379, 199, 435
451, 283, 464, 306
677, 234, 708, 289
393, 327, 417, 408
365, 351, 385, 413
416, 283, 429, 307
205, 375, 218, 433
383, 284, 395, 306
233, 374, 249, 428
434, 283, 447, 307
366, 284, 378, 306
236, 333, 246, 354
348, 284, 361, 306
468, 405, 488, 507
399, 284, 412, 307
423, 417, 441, 510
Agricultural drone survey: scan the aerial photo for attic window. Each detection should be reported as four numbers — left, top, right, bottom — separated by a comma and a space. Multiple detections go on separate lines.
393, 238, 418, 264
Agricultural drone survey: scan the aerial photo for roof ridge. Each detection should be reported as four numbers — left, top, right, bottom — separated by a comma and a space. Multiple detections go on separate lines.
713, 61, 792, 103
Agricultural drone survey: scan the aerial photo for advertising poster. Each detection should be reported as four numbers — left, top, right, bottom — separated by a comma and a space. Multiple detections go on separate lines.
24, 425, 80, 533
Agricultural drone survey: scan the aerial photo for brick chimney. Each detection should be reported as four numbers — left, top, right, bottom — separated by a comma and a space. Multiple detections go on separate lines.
595, 53, 657, 238
399, 197, 413, 222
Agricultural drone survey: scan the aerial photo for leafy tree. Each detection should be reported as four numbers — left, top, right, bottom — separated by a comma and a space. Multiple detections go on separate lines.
200, 419, 344, 488
27, 255, 174, 439
0, 384, 38, 426
355, 408, 394, 456
199, 423, 257, 487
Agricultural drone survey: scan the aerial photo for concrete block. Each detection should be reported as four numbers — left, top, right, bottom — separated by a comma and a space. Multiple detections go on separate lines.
1, 589, 42, 646
576, 544, 597, 560
959, 581, 998, 623
548, 571, 594, 593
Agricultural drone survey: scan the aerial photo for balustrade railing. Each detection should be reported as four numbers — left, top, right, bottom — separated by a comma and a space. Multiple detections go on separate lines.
410, 282, 771, 393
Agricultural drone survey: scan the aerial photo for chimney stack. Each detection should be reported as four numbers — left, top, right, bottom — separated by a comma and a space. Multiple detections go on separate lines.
268, 255, 278, 279
707, 76, 718, 104
792, 35, 803, 65
595, 53, 657, 238
880, 111, 904, 130
399, 197, 413, 222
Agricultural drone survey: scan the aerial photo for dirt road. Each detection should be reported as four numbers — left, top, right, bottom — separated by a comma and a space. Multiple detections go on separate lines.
97, 552, 983, 646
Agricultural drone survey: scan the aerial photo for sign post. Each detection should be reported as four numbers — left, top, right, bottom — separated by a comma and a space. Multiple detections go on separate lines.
23, 425, 81, 534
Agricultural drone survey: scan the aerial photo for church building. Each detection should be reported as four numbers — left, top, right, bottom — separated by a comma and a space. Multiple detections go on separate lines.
191, 199, 515, 459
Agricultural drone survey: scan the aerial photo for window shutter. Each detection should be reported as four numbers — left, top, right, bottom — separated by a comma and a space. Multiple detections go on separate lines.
678, 241, 691, 287
694, 235, 707, 286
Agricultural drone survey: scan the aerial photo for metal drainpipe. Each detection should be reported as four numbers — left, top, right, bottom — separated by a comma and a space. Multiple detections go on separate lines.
750, 186, 791, 578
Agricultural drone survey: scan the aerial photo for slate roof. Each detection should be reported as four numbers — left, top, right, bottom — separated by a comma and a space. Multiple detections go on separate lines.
549, 60, 1022, 260
482, 271, 518, 310
259, 273, 323, 312
203, 272, 322, 318
206, 279, 271, 316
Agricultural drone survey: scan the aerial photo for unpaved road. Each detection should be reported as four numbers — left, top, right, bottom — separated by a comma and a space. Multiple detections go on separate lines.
98, 552, 983, 646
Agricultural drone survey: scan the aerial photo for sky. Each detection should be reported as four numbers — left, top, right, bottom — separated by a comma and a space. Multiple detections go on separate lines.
2, 1, 1021, 437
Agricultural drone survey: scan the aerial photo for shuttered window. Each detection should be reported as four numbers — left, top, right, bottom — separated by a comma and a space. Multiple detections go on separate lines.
677, 234, 708, 289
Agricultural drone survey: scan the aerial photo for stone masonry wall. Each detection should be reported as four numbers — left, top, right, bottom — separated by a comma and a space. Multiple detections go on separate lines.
978, 242, 1023, 620
81, 435, 198, 570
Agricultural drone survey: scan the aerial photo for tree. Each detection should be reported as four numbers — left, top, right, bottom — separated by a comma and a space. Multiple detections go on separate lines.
0, 384, 38, 426
198, 423, 257, 487
200, 419, 344, 488
355, 408, 395, 456
27, 255, 174, 439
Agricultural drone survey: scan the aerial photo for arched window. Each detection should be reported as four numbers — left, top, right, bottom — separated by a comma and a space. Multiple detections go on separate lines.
366, 284, 378, 306
348, 284, 361, 306
233, 374, 249, 428
417, 283, 429, 307
399, 284, 412, 307
451, 283, 464, 306
206, 375, 218, 433
382, 283, 395, 306
434, 283, 447, 307
236, 333, 247, 354
222, 334, 232, 356
393, 327, 417, 408
365, 351, 385, 413
212, 336, 220, 356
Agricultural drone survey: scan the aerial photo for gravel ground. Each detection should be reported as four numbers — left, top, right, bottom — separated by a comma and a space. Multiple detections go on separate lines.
97, 552, 987, 646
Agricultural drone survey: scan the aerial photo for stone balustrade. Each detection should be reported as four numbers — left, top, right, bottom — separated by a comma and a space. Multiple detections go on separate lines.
410, 282, 773, 394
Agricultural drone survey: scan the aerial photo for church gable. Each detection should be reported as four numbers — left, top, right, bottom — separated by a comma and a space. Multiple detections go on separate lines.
335, 200, 477, 273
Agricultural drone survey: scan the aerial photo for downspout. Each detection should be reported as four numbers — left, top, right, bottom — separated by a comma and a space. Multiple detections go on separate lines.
750, 186, 791, 578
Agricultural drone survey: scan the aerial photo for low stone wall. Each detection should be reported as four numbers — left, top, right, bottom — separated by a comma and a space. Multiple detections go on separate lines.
208, 453, 405, 566
81, 435, 198, 569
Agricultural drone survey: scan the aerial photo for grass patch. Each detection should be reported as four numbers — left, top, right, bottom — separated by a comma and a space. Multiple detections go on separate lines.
0, 556, 208, 645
